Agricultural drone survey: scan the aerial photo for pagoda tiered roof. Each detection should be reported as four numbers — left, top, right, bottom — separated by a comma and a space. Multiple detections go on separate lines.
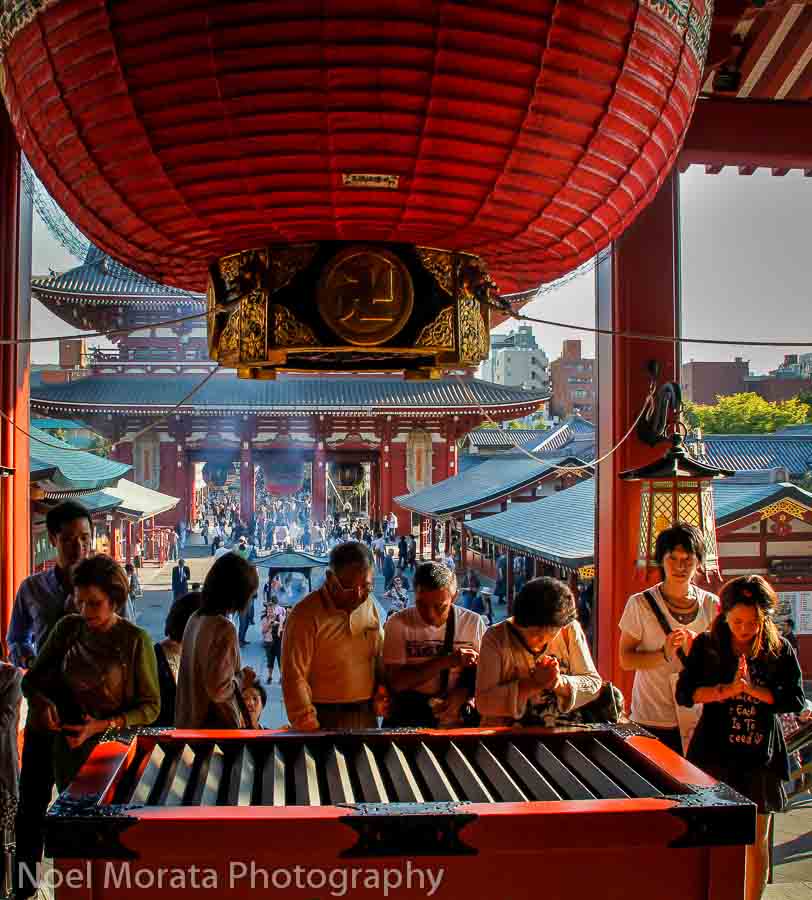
32, 246, 205, 306
31, 374, 548, 418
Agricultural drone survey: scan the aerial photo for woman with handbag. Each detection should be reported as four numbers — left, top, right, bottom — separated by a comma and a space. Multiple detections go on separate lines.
21, 555, 160, 790
618, 523, 718, 754
476, 576, 601, 727
676, 576, 804, 900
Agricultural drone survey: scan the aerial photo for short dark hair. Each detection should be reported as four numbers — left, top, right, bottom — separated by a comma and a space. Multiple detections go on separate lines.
200, 553, 259, 615
654, 523, 705, 568
329, 541, 373, 575
72, 554, 130, 614
165, 591, 202, 642
513, 577, 577, 629
46, 500, 92, 537
244, 682, 267, 707
414, 561, 455, 593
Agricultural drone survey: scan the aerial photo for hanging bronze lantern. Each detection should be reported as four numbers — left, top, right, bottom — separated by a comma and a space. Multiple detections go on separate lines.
335, 462, 364, 491
620, 430, 735, 577
202, 462, 232, 488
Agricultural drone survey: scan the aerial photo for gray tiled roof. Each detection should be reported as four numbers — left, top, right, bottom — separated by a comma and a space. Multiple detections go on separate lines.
31, 375, 548, 413
28, 426, 131, 492
396, 454, 586, 516
465, 479, 812, 565
467, 478, 596, 566
32, 245, 204, 304
31, 418, 86, 430
465, 429, 548, 449
689, 435, 812, 477
714, 482, 812, 524
529, 416, 595, 453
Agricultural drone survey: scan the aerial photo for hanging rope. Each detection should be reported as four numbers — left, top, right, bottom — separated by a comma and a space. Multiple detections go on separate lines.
451, 373, 657, 476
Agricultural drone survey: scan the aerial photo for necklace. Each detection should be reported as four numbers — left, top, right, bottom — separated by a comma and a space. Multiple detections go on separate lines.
661, 586, 698, 624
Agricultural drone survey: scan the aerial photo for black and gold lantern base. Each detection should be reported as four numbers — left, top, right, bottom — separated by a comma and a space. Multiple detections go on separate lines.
207, 243, 494, 379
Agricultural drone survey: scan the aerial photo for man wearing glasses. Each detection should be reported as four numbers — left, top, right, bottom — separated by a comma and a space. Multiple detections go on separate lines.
281, 542, 384, 729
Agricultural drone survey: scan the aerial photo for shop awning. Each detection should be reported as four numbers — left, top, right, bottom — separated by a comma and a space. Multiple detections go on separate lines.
28, 426, 130, 492
81, 479, 181, 522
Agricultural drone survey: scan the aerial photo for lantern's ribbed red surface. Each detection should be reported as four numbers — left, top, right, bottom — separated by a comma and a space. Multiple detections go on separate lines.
0, 0, 709, 293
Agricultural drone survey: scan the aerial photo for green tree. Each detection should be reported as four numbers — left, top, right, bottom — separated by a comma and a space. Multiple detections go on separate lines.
683, 393, 811, 434
797, 388, 812, 413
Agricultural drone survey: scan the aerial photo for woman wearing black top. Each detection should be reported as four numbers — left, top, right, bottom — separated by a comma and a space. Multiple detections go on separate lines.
676, 575, 804, 900
154, 592, 201, 726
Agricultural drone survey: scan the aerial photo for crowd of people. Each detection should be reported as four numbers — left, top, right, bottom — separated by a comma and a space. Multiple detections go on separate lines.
1, 499, 809, 900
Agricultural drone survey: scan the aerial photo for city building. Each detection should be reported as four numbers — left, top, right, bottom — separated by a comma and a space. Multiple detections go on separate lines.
480, 325, 550, 394
680, 358, 750, 405
550, 340, 596, 421
681, 355, 812, 404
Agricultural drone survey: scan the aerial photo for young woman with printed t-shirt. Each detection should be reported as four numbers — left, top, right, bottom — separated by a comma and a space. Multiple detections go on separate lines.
676, 576, 804, 900
618, 524, 718, 755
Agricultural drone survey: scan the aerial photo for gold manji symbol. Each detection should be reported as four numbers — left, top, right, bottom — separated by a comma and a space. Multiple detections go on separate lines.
318, 247, 414, 345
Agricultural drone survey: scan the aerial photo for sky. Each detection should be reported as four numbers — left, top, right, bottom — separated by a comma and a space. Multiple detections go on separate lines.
30, 165, 812, 374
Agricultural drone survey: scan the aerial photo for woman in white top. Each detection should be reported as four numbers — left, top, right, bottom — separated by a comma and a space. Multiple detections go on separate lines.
175, 552, 259, 728
619, 523, 719, 755
476, 577, 601, 727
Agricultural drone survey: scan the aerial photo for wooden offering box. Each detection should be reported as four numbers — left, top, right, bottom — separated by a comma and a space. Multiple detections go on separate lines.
45, 725, 754, 900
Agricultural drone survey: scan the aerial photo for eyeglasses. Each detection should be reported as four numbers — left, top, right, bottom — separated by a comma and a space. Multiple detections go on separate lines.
334, 573, 374, 596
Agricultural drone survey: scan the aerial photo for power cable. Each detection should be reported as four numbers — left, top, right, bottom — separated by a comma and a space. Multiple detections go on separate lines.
485, 302, 812, 348
0, 367, 221, 466
452, 373, 656, 476
1, 311, 207, 346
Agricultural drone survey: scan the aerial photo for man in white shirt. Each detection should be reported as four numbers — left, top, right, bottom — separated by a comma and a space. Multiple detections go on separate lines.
383, 561, 485, 727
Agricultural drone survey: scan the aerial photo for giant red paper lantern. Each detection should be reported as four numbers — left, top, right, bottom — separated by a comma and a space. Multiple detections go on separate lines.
0, 0, 711, 294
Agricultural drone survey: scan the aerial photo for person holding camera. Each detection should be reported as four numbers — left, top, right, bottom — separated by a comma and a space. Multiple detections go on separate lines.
261, 591, 286, 684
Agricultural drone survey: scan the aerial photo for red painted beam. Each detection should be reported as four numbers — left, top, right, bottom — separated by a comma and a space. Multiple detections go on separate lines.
0, 104, 29, 645
595, 174, 680, 698
681, 97, 812, 169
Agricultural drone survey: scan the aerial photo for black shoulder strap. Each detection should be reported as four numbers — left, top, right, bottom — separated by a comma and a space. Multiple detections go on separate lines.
439, 607, 457, 694
643, 589, 687, 665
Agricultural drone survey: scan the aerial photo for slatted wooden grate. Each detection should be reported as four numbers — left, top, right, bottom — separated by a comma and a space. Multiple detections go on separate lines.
113, 733, 686, 808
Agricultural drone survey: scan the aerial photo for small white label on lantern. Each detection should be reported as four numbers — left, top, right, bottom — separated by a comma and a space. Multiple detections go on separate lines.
342, 173, 399, 189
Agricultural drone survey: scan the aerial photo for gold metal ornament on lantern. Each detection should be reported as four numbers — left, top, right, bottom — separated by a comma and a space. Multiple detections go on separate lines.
206, 241, 495, 379
316, 247, 414, 346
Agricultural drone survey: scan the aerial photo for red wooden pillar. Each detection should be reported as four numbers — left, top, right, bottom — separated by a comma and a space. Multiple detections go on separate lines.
418, 516, 424, 560
312, 446, 326, 522
187, 461, 197, 525
380, 444, 392, 518
460, 518, 467, 568
126, 521, 133, 563
369, 459, 379, 524
0, 104, 29, 641
595, 172, 680, 695
240, 442, 254, 523
430, 518, 438, 560
110, 519, 120, 561
506, 547, 514, 616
